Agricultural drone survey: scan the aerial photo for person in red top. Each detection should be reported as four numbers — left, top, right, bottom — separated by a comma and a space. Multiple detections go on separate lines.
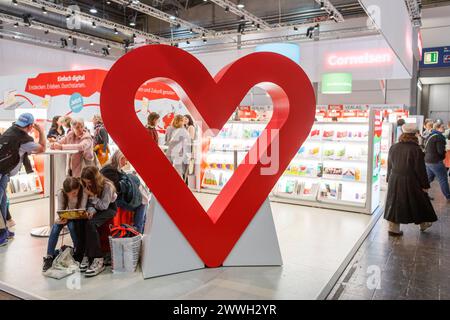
146, 112, 160, 144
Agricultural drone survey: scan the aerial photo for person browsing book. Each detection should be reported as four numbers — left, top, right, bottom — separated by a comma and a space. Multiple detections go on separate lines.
42, 177, 88, 273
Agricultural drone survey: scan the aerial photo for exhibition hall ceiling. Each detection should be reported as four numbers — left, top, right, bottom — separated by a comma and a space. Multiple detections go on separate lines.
0, 0, 448, 58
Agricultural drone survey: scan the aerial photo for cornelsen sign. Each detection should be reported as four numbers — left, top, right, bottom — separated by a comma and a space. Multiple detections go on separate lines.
326, 50, 393, 68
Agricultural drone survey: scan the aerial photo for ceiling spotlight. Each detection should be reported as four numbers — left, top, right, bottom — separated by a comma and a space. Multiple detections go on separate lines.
237, 4, 245, 9
68, 35, 72, 40
90, 41, 94, 46
189, 28, 193, 34
169, 15, 176, 20
12, 0, 18, 6
66, 14, 71, 20
201, 33, 206, 39
225, 6, 229, 12
186, 40, 190, 44
13, 22, 18, 28
44, 30, 49, 34
256, 24, 260, 30
293, 26, 298, 31
114, 28, 119, 35
132, 0, 140, 4
132, 33, 136, 38
102, 47, 110, 56
203, 38, 207, 43
92, 22, 96, 28
90, 6, 98, 14
320, 1, 325, 9
106, 1, 111, 4
129, 21, 136, 26
203, 0, 207, 2
240, 15, 245, 21
42, 7, 48, 14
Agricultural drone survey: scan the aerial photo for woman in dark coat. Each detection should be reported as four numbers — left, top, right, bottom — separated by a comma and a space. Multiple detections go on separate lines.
384, 123, 438, 236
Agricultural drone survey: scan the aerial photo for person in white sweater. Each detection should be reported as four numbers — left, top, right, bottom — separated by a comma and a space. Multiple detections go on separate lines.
79, 166, 117, 277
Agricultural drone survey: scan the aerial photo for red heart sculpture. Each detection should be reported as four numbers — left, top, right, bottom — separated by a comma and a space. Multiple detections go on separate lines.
100, 45, 315, 267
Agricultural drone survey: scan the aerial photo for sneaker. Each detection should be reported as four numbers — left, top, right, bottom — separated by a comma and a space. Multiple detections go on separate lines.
42, 256, 54, 273
85, 258, 105, 277
6, 230, 14, 239
80, 256, 90, 273
420, 222, 433, 232
6, 219, 16, 228
0, 237, 7, 247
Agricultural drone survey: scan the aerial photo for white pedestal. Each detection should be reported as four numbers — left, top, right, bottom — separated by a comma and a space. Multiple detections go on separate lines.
141, 196, 282, 279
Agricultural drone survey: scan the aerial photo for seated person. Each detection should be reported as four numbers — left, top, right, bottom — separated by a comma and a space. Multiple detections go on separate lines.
42, 177, 88, 272
79, 166, 117, 277
101, 150, 149, 233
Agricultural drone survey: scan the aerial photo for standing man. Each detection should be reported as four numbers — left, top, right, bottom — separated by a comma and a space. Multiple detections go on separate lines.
425, 122, 450, 200
0, 113, 46, 246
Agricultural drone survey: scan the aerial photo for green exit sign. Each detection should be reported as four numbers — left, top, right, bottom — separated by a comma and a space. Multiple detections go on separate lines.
424, 51, 439, 64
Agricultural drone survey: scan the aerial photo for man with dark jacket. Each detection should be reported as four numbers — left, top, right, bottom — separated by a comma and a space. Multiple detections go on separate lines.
0, 113, 46, 246
425, 122, 450, 200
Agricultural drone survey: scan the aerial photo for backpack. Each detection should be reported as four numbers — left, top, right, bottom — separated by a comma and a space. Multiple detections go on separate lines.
0, 126, 33, 175
116, 173, 142, 211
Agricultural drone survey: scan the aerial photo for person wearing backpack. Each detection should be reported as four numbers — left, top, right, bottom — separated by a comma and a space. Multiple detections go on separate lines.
0, 113, 46, 246
92, 115, 110, 166
425, 122, 450, 200
101, 150, 148, 233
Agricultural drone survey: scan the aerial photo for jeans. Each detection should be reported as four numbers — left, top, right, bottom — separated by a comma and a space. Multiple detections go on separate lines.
426, 161, 450, 199
0, 174, 10, 224
134, 203, 148, 234
46, 221, 78, 257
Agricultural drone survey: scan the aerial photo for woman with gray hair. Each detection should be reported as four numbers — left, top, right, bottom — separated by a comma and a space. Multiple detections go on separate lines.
50, 118, 94, 177
100, 150, 149, 233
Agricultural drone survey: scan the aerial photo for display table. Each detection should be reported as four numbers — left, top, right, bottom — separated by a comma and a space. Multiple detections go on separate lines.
30, 149, 78, 237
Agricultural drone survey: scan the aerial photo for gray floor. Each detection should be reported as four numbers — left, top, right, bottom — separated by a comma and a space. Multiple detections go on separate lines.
328, 184, 450, 300
0, 193, 377, 300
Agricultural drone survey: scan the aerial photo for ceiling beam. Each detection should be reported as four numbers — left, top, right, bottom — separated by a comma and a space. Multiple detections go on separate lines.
110, 0, 214, 35
14, 0, 166, 43
313, 0, 344, 22
209, 0, 272, 30
0, 12, 124, 49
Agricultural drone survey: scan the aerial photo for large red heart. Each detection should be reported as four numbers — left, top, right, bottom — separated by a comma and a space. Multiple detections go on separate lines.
100, 45, 315, 267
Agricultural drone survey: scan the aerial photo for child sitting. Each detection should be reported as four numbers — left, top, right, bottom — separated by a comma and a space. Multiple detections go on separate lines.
79, 166, 117, 277
42, 177, 88, 272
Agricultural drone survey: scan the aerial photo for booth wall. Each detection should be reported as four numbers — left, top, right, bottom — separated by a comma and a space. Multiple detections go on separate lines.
0, 39, 113, 76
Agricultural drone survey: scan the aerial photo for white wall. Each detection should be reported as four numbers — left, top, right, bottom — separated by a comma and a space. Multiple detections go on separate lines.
0, 38, 113, 76
421, 5, 450, 48
318, 79, 411, 105
428, 84, 450, 122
